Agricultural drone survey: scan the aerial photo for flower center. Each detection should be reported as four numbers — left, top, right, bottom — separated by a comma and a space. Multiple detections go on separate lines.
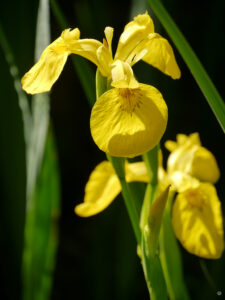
185, 189, 206, 209
118, 88, 142, 113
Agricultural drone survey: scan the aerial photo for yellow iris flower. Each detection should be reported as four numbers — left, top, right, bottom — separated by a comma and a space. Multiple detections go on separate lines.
165, 133, 224, 259
21, 12, 181, 158
75, 133, 224, 259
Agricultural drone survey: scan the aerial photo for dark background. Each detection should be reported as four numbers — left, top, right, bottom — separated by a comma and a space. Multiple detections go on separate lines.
0, 0, 225, 299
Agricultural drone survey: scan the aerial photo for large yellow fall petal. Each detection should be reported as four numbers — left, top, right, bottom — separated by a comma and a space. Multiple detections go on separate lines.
172, 183, 224, 259
90, 83, 168, 158
21, 28, 80, 94
143, 33, 181, 79
75, 161, 121, 217
115, 12, 154, 63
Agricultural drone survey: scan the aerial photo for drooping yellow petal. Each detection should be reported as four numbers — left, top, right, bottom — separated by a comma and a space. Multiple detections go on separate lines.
125, 161, 149, 183
166, 135, 220, 184
21, 28, 80, 94
90, 84, 168, 158
190, 147, 220, 183
172, 183, 224, 259
142, 33, 181, 79
111, 60, 139, 89
70, 38, 107, 72
115, 12, 154, 63
75, 161, 121, 217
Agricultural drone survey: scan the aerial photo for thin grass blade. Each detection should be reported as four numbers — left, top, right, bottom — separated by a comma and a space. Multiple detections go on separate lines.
146, 0, 225, 132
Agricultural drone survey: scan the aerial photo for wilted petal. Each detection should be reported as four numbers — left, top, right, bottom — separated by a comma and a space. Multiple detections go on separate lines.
172, 183, 224, 259
75, 161, 121, 217
143, 33, 181, 79
90, 84, 168, 158
21, 28, 80, 94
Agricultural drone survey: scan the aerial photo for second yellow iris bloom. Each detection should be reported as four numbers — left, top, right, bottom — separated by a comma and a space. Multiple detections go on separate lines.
21, 12, 180, 158
75, 133, 224, 259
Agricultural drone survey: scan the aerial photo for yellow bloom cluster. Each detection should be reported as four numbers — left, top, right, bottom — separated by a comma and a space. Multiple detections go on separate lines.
164, 133, 223, 259
75, 133, 224, 259
21, 12, 180, 158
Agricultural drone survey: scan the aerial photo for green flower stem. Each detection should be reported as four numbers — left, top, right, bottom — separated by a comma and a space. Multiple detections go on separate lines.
143, 144, 159, 186
147, 0, 225, 132
141, 146, 167, 300
159, 192, 190, 300
141, 145, 159, 229
107, 155, 141, 244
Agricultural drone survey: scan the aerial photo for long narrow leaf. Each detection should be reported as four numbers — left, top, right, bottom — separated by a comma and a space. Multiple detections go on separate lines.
0, 27, 27, 300
23, 0, 60, 299
23, 129, 60, 300
0, 24, 32, 146
147, 0, 225, 132
26, 0, 50, 199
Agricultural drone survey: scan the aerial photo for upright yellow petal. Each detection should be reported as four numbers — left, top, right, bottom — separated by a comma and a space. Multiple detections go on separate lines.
21, 28, 80, 94
90, 84, 168, 158
172, 183, 224, 259
75, 161, 121, 217
111, 60, 139, 89
142, 33, 181, 79
104, 26, 114, 54
115, 12, 154, 63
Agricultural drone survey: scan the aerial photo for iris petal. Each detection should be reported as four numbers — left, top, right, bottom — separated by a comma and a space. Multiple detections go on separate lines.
111, 60, 139, 89
71, 38, 103, 70
166, 134, 220, 183
191, 147, 220, 183
75, 161, 121, 217
115, 12, 154, 62
21, 28, 80, 94
143, 33, 181, 79
90, 84, 168, 158
125, 162, 149, 183
22, 38, 69, 94
172, 183, 224, 259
